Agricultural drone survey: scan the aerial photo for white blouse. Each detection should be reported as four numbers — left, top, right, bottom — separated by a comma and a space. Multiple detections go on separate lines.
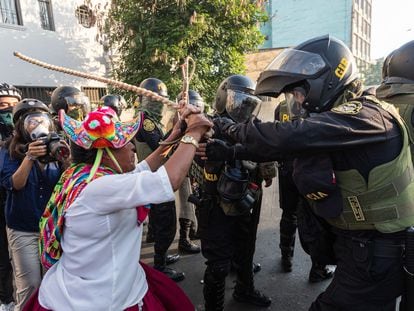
39, 161, 175, 311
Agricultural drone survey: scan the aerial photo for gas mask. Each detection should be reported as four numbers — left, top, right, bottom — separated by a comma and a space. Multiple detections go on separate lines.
24, 113, 52, 141
23, 113, 70, 163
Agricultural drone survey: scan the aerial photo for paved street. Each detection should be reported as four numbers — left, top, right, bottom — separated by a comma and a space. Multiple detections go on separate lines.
141, 183, 331, 311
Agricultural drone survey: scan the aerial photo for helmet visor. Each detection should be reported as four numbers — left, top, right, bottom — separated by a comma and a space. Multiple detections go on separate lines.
65, 94, 91, 120
283, 91, 308, 120
266, 48, 327, 77
226, 90, 262, 123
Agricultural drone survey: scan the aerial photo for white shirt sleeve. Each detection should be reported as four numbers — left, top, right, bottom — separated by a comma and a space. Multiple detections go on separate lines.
77, 165, 174, 214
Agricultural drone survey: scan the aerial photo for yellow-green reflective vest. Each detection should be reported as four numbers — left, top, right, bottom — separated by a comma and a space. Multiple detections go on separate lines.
327, 97, 414, 233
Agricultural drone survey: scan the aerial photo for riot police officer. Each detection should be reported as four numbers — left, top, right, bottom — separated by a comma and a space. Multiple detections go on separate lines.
197, 75, 273, 310
101, 94, 126, 118
275, 99, 333, 282
377, 40, 414, 158
0, 83, 21, 311
134, 78, 183, 282
175, 90, 204, 254
210, 35, 412, 311
50, 86, 91, 133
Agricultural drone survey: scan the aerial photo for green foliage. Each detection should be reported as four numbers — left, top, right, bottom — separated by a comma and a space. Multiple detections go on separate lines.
105, 0, 267, 105
361, 57, 384, 87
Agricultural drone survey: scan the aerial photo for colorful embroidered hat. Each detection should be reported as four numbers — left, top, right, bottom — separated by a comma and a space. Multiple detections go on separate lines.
60, 107, 142, 150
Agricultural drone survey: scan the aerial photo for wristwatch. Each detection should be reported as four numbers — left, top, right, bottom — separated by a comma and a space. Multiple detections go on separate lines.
180, 135, 199, 148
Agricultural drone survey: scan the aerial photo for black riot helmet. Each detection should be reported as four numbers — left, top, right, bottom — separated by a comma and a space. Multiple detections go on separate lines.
214, 74, 262, 123
383, 40, 414, 84
255, 35, 359, 112
177, 90, 205, 112
13, 98, 50, 124
0, 83, 22, 100
136, 78, 168, 121
50, 86, 91, 120
100, 94, 126, 117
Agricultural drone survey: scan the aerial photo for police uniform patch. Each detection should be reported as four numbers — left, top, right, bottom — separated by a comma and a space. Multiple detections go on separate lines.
331, 101, 362, 115
143, 119, 155, 132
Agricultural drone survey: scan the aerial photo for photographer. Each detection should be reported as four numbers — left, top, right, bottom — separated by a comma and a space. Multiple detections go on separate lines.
0, 99, 68, 311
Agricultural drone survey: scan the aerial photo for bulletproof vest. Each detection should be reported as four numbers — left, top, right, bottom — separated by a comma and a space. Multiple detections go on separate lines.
376, 83, 414, 159
134, 115, 164, 163
326, 96, 414, 233
278, 101, 290, 123
134, 139, 153, 163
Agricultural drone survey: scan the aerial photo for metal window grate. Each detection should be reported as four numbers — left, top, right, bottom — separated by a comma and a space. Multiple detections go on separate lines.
0, 0, 21, 25
75, 5, 95, 28
15, 86, 55, 105
38, 0, 54, 31
81, 87, 107, 108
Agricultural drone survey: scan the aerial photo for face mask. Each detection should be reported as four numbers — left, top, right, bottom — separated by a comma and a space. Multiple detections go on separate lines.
0, 110, 13, 128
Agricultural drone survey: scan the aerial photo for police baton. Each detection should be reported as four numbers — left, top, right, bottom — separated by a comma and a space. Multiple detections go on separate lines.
403, 226, 414, 310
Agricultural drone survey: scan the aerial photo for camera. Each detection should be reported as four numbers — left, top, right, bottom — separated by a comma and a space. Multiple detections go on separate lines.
37, 133, 70, 163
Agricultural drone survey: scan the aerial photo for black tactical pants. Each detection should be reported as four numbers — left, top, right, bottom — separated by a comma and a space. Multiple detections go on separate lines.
0, 201, 13, 304
150, 201, 177, 266
278, 167, 300, 257
309, 233, 404, 311
199, 192, 262, 310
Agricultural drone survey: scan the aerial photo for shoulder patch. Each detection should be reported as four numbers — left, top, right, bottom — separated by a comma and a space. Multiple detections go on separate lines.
143, 119, 156, 132
331, 101, 362, 115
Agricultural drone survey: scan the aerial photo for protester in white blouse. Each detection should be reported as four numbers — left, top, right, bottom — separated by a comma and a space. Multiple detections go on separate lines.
23, 105, 212, 311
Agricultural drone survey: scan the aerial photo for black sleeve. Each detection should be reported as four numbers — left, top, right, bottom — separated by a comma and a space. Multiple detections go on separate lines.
225, 103, 399, 159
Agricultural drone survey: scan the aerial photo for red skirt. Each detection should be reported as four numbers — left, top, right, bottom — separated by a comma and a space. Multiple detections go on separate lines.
23, 262, 194, 311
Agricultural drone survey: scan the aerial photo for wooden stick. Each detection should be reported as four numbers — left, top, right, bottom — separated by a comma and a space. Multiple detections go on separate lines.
13, 51, 178, 108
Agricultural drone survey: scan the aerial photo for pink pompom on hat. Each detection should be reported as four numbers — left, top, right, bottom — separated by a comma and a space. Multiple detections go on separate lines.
59, 106, 142, 150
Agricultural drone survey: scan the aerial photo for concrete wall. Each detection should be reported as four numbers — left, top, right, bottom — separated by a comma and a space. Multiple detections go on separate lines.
0, 0, 109, 88
261, 0, 353, 49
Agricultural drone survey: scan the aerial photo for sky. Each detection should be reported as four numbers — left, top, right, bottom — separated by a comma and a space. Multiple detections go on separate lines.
371, 0, 414, 59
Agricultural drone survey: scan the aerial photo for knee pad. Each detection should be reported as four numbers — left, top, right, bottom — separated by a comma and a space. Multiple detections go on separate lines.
206, 264, 230, 280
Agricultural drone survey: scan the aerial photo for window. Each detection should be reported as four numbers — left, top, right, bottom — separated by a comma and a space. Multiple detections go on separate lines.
0, 0, 22, 25
75, 5, 95, 28
15, 86, 55, 105
81, 87, 107, 108
38, 0, 54, 30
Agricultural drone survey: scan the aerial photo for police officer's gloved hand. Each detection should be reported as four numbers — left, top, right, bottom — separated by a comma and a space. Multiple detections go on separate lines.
213, 117, 235, 139
206, 139, 236, 161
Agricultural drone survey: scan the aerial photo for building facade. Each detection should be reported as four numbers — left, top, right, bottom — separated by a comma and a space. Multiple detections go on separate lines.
0, 0, 111, 104
260, 0, 372, 71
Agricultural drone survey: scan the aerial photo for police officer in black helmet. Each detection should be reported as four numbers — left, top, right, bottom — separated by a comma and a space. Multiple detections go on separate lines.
196, 74, 274, 310
133, 78, 184, 282
0, 83, 21, 310
377, 40, 414, 158
50, 86, 91, 123
209, 35, 413, 311
101, 94, 126, 118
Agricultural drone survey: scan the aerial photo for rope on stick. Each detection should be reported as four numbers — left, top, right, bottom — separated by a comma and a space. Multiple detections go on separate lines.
13, 51, 178, 108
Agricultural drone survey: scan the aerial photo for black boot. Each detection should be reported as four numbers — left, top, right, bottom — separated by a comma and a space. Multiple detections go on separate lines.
281, 255, 293, 272
280, 247, 293, 272
233, 286, 272, 307
189, 220, 200, 240
166, 254, 180, 265
203, 268, 225, 311
308, 262, 333, 283
153, 254, 185, 282
178, 218, 201, 254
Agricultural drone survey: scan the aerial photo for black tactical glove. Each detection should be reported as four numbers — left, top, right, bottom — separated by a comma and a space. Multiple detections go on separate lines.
213, 117, 235, 140
206, 139, 236, 161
